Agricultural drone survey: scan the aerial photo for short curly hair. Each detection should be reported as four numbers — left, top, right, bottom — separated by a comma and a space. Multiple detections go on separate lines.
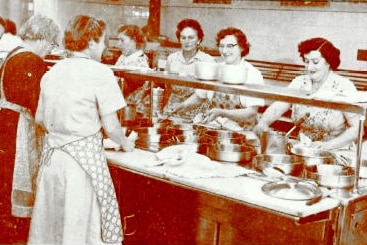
19, 14, 60, 44
298, 37, 340, 70
175, 18, 204, 42
64, 15, 106, 52
117, 25, 146, 50
216, 27, 250, 57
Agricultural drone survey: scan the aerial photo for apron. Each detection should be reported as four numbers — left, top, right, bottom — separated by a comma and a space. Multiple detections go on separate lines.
0, 99, 40, 217
41, 132, 123, 243
210, 92, 256, 128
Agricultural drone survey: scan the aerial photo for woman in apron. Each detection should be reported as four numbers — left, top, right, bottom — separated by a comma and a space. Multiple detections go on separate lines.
0, 15, 60, 244
28, 15, 135, 245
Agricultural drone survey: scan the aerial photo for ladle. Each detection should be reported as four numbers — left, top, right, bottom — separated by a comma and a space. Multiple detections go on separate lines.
284, 112, 310, 138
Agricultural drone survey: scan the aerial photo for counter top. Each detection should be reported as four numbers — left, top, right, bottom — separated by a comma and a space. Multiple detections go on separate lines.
106, 148, 340, 218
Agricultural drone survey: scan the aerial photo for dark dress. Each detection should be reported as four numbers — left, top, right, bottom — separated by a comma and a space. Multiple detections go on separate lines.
0, 50, 47, 244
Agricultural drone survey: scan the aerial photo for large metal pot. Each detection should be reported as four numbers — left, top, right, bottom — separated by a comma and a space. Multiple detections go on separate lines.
205, 129, 246, 145
168, 123, 206, 137
305, 164, 355, 189
253, 154, 305, 177
206, 143, 255, 165
290, 146, 336, 166
135, 124, 173, 151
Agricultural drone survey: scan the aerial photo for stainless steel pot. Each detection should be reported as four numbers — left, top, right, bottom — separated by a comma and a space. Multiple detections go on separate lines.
305, 164, 355, 189
290, 146, 336, 166
168, 123, 206, 137
253, 154, 305, 177
205, 129, 246, 145
207, 143, 255, 164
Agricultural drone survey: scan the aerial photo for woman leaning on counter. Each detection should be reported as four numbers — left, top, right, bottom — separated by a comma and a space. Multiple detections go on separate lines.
254, 37, 359, 162
171, 27, 265, 130
162, 18, 215, 120
28, 15, 135, 245
0, 15, 60, 244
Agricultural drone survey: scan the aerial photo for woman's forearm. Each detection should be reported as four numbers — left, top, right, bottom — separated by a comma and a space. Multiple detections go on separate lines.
222, 106, 258, 122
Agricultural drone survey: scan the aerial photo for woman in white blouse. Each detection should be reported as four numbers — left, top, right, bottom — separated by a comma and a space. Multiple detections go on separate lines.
171, 27, 265, 130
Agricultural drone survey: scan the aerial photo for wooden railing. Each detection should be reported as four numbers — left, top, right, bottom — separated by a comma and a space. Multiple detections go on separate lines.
248, 59, 367, 91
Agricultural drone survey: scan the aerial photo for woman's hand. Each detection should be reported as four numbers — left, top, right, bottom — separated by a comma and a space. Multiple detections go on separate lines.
164, 102, 183, 115
202, 108, 224, 124
253, 122, 271, 134
120, 136, 135, 152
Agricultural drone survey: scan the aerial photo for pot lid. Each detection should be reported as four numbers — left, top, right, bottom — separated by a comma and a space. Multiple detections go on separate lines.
262, 181, 322, 201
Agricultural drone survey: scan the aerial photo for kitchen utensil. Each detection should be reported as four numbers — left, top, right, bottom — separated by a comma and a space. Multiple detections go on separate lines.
253, 154, 305, 177
206, 143, 255, 164
290, 146, 336, 166
261, 180, 323, 201
205, 129, 246, 145
284, 112, 310, 137
305, 164, 355, 189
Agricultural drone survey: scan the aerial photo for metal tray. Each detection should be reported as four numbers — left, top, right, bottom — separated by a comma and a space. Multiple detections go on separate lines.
261, 180, 322, 201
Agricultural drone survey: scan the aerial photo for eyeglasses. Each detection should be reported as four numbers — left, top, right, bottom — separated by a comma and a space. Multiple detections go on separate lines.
218, 43, 238, 49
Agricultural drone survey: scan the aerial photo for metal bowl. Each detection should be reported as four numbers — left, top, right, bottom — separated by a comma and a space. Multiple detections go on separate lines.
253, 154, 305, 177
206, 143, 255, 164
290, 146, 336, 166
205, 129, 246, 145
305, 164, 355, 189
168, 123, 205, 137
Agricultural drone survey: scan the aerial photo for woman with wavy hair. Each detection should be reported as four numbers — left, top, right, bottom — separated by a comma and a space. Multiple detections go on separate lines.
28, 15, 135, 245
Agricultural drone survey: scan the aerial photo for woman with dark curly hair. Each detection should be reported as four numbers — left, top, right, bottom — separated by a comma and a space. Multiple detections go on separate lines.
162, 18, 214, 120
28, 15, 135, 245
255, 37, 359, 159
171, 27, 264, 130
115, 25, 150, 117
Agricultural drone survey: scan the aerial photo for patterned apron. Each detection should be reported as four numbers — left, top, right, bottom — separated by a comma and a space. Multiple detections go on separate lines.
41, 132, 123, 243
210, 92, 256, 128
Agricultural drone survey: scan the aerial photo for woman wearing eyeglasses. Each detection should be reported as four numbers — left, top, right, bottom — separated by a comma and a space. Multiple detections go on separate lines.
0, 15, 60, 244
162, 18, 214, 121
171, 27, 265, 131
254, 38, 359, 159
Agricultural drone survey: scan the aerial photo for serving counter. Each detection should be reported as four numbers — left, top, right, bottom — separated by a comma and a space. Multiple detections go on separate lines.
107, 149, 340, 245
108, 69, 367, 245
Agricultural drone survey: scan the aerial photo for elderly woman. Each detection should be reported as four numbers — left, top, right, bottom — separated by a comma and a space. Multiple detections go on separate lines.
0, 17, 23, 62
28, 15, 135, 245
162, 18, 214, 120
0, 15, 60, 244
115, 24, 150, 117
171, 27, 265, 130
255, 37, 359, 156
